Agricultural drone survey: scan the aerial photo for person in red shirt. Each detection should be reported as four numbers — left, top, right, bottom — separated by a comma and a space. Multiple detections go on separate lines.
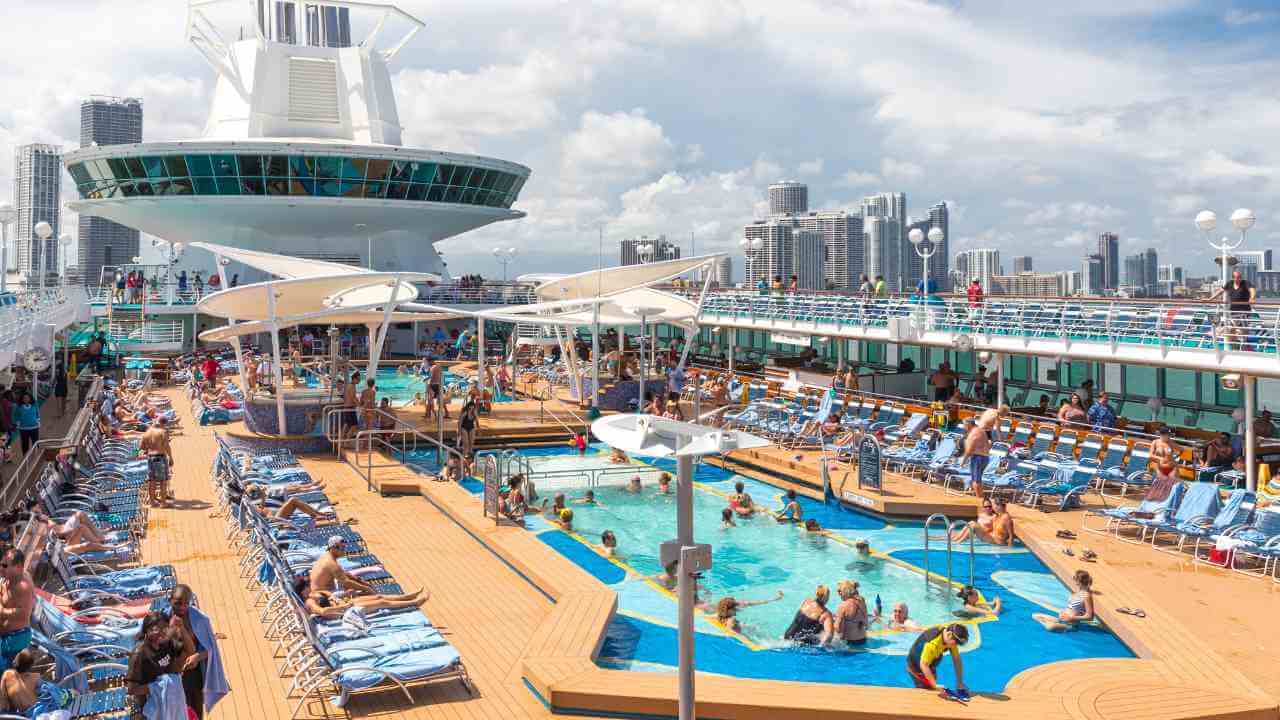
201, 356, 220, 383
966, 279, 984, 308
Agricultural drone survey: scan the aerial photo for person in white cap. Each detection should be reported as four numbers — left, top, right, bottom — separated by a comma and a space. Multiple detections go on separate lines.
308, 536, 375, 597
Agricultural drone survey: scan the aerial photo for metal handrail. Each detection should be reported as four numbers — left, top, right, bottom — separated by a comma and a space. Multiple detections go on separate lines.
323, 405, 464, 492
0, 376, 105, 511
922, 513, 952, 589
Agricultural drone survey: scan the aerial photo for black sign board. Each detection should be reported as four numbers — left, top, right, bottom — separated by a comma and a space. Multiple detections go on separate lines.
858, 436, 882, 492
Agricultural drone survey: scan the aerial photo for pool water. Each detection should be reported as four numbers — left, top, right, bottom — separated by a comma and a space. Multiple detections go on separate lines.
368, 368, 514, 404
413, 446, 1133, 690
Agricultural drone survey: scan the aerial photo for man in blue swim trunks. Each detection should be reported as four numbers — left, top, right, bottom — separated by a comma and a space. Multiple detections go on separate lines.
0, 548, 34, 673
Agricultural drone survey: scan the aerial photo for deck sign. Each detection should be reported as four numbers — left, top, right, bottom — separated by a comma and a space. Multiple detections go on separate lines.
858, 436, 882, 492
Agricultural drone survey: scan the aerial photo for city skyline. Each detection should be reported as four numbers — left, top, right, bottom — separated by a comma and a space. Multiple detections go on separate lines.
0, 2, 1276, 280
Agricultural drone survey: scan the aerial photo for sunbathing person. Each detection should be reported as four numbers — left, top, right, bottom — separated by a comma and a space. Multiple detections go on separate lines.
728, 481, 755, 516
1034, 570, 1095, 631
243, 484, 335, 524
0, 649, 74, 718
951, 498, 995, 542
954, 585, 1002, 617
293, 577, 425, 619
29, 509, 130, 555
310, 537, 375, 596
951, 498, 1013, 545
820, 412, 842, 438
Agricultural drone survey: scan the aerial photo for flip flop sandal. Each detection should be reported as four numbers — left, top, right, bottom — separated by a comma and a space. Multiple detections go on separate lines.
1063, 548, 1075, 557
1116, 607, 1146, 618
1081, 549, 1097, 562
1056, 530, 1077, 539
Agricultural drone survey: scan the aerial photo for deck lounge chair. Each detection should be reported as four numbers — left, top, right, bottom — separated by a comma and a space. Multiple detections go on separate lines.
1217, 509, 1280, 578
1128, 481, 1220, 545
1158, 489, 1256, 557
1096, 442, 1152, 497
1081, 481, 1186, 538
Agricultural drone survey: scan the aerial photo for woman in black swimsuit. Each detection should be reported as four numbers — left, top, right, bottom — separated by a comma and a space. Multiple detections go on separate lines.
457, 400, 478, 456
783, 585, 834, 646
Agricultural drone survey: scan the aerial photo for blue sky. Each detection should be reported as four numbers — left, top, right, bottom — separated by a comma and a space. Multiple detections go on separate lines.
1, 0, 1277, 279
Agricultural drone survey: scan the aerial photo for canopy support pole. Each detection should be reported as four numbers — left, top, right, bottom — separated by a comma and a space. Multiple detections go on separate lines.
266, 287, 287, 435
675, 453, 696, 720
676, 271, 715, 374
366, 276, 402, 379
591, 305, 601, 408
1245, 374, 1256, 492
996, 354, 1005, 409
836, 337, 844, 370
728, 328, 735, 374
217, 255, 249, 397
477, 316, 486, 396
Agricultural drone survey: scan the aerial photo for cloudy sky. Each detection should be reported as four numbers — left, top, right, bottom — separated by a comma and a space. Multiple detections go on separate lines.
2, 0, 1277, 280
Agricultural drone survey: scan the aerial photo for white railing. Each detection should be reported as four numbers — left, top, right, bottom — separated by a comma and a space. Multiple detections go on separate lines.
696, 290, 1280, 372
0, 287, 87, 349
108, 318, 185, 345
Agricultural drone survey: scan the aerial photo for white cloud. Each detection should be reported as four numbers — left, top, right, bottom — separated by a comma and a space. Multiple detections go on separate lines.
839, 170, 881, 187
1054, 231, 1091, 249
880, 157, 924, 182
561, 109, 675, 186
796, 158, 824, 176
1023, 202, 1124, 227
1224, 8, 1269, 26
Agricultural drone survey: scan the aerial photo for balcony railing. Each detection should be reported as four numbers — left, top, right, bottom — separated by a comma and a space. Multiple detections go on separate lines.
0, 287, 87, 348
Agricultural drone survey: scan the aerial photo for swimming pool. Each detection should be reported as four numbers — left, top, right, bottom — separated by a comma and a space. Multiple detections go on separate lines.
369, 368, 514, 405
416, 446, 1133, 691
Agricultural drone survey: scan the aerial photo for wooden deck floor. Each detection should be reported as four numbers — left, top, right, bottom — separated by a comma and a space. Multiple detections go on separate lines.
139, 388, 1280, 720
140, 390, 609, 720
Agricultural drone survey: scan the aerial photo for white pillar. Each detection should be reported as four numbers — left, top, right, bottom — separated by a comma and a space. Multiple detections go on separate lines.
996, 354, 1005, 408
365, 277, 402, 379
218, 256, 250, 395
675, 453, 696, 720
727, 328, 735, 374
477, 316, 486, 394
836, 337, 844, 370
265, 288, 287, 435
591, 305, 601, 408
638, 316, 647, 412
1244, 374, 1256, 492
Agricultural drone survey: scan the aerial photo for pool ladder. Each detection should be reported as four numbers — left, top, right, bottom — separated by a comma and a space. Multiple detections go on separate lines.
922, 514, 975, 590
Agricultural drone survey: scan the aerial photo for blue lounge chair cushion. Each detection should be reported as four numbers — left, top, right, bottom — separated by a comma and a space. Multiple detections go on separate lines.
332, 644, 462, 690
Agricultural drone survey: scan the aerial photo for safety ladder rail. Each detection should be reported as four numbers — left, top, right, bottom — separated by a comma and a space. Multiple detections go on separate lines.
922, 513, 952, 589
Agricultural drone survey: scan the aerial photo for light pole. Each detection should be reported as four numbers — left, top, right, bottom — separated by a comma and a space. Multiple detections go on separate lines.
34, 221, 53, 291
590, 414, 768, 720
908, 226, 943, 301
738, 237, 762, 287
1197, 208, 1255, 302
356, 223, 370, 270
0, 202, 15, 293
492, 246, 518, 281
58, 234, 73, 289
153, 239, 185, 303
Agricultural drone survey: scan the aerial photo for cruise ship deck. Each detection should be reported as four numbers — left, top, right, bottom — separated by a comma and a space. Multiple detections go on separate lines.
137, 385, 1280, 720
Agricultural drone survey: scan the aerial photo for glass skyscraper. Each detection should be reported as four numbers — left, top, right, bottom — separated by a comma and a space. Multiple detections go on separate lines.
78, 96, 143, 285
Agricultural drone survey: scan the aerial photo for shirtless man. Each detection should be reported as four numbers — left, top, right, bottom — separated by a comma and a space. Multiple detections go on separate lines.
359, 378, 377, 431
309, 537, 374, 597
0, 549, 34, 673
428, 361, 449, 419
342, 373, 360, 439
139, 420, 175, 506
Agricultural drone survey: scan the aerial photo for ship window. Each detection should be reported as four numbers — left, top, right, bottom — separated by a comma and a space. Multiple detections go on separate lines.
388, 160, 412, 183
192, 178, 217, 195
106, 158, 131, 181
240, 177, 265, 195
426, 185, 446, 202
124, 157, 147, 179
1164, 368, 1196, 403
443, 185, 463, 203
436, 164, 458, 186
134, 181, 154, 196
491, 173, 514, 193
315, 156, 343, 178
385, 181, 410, 200
164, 156, 190, 177
211, 155, 238, 177
405, 183, 427, 201
451, 166, 474, 188
341, 157, 367, 180
85, 160, 108, 181
479, 170, 500, 190
289, 156, 315, 178
266, 177, 290, 195
67, 164, 90, 187
364, 158, 391, 182
362, 180, 387, 199
118, 182, 138, 198
142, 157, 168, 179
239, 155, 264, 177
409, 162, 437, 184
185, 155, 214, 176
266, 155, 289, 177
339, 180, 362, 198
466, 169, 487, 190
288, 179, 315, 196
1125, 365, 1157, 398
215, 178, 240, 195
169, 179, 194, 196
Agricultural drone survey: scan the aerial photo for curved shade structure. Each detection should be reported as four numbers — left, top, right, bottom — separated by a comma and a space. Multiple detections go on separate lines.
198, 310, 460, 343
476, 287, 698, 329
534, 253, 726, 301
197, 273, 430, 321
190, 241, 388, 279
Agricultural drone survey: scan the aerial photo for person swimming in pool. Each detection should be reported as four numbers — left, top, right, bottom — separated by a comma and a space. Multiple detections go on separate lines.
803, 518, 822, 532
706, 591, 785, 633
572, 489, 599, 505
777, 489, 803, 523
1034, 570, 1095, 631
608, 447, 629, 464
954, 585, 1002, 617
599, 530, 619, 558
728, 481, 755, 517
906, 623, 969, 694
875, 602, 923, 632
720, 507, 736, 529
657, 473, 673, 494
551, 508, 573, 532
650, 561, 706, 599
627, 474, 643, 493
540, 493, 567, 518
783, 585, 834, 646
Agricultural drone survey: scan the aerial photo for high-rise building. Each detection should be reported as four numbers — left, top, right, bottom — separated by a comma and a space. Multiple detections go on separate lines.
1123, 252, 1149, 296
1235, 250, 1271, 287
954, 248, 1001, 293
862, 192, 906, 221
792, 211, 863, 289
794, 229, 825, 290
698, 256, 733, 286
79, 96, 144, 285
1097, 232, 1120, 290
901, 202, 951, 292
743, 221, 792, 287
1157, 264, 1184, 297
1142, 248, 1158, 297
1082, 254, 1105, 296
13, 143, 63, 283
864, 216, 904, 291
620, 234, 680, 266
767, 181, 808, 216
990, 271, 1072, 297
1012, 256, 1032, 274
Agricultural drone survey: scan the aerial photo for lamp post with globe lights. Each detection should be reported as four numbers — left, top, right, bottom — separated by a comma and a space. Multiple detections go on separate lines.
909, 226, 944, 302
33, 221, 53, 291
739, 236, 763, 287
0, 202, 15, 293
1197, 208, 1256, 293
153, 239, 186, 304
492, 246, 518, 281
